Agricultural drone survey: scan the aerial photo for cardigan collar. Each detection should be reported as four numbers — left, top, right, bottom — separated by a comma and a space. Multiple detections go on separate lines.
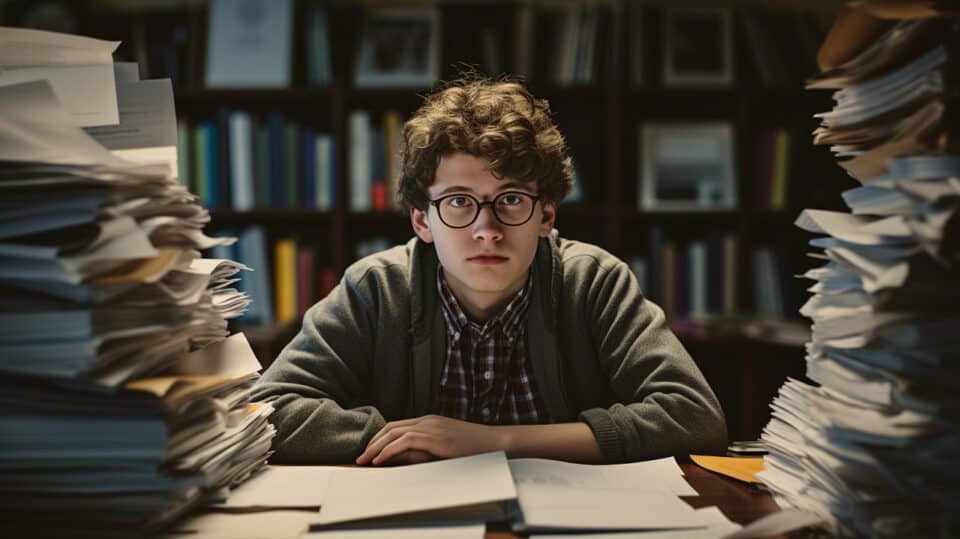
408, 229, 561, 342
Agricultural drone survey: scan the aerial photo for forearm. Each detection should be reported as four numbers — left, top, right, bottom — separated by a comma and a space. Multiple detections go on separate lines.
261, 393, 386, 463
498, 422, 604, 463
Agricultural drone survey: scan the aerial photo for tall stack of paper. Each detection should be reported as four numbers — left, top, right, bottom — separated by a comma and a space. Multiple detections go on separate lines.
757, 11, 960, 538
0, 27, 274, 536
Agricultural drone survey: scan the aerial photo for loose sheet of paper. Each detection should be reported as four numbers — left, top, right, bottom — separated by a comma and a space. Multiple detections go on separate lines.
527, 506, 739, 538
217, 465, 333, 509
508, 457, 697, 496
312, 451, 516, 527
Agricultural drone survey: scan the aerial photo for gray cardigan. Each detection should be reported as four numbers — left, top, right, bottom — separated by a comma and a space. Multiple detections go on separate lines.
252, 232, 727, 463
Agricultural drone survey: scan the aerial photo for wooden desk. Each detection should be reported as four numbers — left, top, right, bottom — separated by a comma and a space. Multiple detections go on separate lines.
486, 463, 784, 539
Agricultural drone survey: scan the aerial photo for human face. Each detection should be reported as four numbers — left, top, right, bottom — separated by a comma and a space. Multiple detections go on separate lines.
410, 153, 556, 320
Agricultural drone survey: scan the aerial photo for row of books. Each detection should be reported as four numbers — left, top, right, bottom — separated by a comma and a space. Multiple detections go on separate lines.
518, 3, 622, 85
180, 113, 795, 214
40, 0, 828, 91
176, 113, 336, 211
119, 0, 332, 88
628, 231, 791, 320
213, 227, 339, 327
348, 110, 405, 212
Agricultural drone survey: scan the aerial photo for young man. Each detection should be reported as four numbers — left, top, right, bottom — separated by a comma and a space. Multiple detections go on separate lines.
252, 78, 727, 465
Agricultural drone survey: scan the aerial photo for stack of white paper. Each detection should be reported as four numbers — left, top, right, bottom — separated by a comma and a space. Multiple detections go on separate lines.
758, 16, 960, 538
0, 26, 273, 536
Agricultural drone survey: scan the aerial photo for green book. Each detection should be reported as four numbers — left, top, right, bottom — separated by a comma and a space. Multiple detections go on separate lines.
255, 124, 272, 208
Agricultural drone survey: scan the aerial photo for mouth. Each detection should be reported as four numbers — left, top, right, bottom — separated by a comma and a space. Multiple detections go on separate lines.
468, 255, 509, 265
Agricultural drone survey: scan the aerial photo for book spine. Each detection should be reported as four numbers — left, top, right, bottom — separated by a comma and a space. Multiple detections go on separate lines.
284, 122, 301, 209
723, 234, 738, 315
689, 240, 708, 318
349, 110, 372, 211
269, 113, 286, 208
315, 135, 331, 210
176, 119, 191, 188
274, 237, 298, 324
302, 128, 317, 209
254, 122, 272, 208
771, 129, 791, 210
203, 121, 219, 208
297, 245, 315, 316
228, 111, 254, 211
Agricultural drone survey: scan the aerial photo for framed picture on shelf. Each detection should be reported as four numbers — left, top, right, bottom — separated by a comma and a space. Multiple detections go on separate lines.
662, 6, 733, 87
354, 8, 441, 88
638, 123, 738, 211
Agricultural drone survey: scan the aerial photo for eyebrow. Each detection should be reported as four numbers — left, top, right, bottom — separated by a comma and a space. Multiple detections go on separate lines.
434, 181, 534, 197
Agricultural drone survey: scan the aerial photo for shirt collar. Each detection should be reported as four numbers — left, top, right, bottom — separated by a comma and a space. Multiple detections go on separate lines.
437, 266, 532, 341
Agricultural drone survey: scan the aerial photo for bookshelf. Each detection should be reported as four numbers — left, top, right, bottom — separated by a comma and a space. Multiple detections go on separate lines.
21, 0, 850, 440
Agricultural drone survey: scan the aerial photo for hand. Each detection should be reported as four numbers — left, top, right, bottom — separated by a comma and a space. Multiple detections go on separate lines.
355, 415, 505, 466
373, 449, 435, 466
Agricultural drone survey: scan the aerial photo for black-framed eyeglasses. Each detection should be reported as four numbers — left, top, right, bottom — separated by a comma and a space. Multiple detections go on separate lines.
429, 191, 541, 229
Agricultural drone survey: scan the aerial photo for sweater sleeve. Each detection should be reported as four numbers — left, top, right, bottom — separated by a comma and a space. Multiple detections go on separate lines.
250, 272, 386, 464
576, 260, 728, 462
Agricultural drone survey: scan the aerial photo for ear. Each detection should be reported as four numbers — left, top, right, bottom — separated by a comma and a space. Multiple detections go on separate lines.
410, 206, 434, 243
538, 201, 557, 237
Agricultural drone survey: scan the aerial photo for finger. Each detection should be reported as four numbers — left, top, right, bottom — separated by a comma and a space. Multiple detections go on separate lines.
357, 425, 413, 464
383, 449, 434, 466
372, 432, 434, 466
368, 417, 425, 447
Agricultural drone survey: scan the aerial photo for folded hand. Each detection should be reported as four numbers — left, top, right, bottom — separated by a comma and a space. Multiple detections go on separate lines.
356, 414, 504, 466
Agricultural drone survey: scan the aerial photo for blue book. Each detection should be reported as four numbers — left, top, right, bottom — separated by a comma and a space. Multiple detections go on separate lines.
203, 121, 220, 208
237, 225, 274, 325
268, 113, 286, 208
302, 128, 317, 208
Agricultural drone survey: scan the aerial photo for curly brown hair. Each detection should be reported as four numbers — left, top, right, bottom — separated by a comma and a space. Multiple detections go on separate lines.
398, 78, 574, 211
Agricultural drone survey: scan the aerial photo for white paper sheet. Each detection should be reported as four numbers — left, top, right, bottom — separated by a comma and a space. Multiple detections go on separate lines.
161, 509, 317, 539
508, 457, 698, 497
721, 508, 823, 539
0, 26, 120, 126
528, 506, 741, 538
514, 482, 701, 532
304, 522, 486, 539
312, 452, 516, 527
217, 465, 333, 509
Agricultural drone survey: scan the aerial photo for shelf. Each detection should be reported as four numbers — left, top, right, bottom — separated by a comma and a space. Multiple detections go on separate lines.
620, 209, 742, 222
532, 85, 612, 101
209, 209, 337, 224
345, 210, 409, 222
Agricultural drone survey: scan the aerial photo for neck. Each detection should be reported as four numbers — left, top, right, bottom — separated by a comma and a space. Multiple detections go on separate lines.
444, 268, 529, 323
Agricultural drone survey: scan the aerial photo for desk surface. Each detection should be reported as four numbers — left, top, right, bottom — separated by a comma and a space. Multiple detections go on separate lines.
486, 462, 783, 539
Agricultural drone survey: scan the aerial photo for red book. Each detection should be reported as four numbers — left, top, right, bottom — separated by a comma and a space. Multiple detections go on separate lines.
320, 267, 337, 298
755, 131, 775, 210
297, 247, 315, 316
371, 181, 387, 211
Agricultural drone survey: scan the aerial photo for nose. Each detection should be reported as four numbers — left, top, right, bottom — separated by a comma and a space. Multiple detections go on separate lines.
471, 204, 504, 242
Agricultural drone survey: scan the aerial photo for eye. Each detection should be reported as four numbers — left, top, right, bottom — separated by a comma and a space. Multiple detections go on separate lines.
447, 196, 474, 208
498, 193, 524, 206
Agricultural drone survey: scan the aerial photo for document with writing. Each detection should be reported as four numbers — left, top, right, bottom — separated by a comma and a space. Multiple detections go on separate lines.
84, 78, 179, 176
